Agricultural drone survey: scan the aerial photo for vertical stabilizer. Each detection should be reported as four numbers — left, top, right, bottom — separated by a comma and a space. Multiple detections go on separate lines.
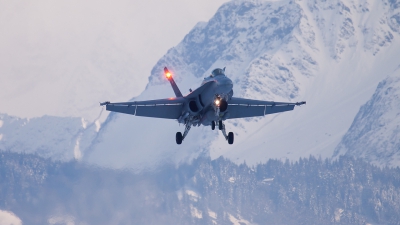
164, 67, 183, 97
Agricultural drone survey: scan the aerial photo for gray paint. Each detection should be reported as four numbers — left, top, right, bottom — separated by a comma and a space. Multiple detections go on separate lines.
101, 68, 305, 142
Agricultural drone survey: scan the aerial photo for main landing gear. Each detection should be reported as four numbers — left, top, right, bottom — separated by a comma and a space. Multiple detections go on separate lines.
175, 120, 234, 145
176, 132, 183, 144
219, 120, 223, 130
176, 121, 192, 145
212, 120, 234, 144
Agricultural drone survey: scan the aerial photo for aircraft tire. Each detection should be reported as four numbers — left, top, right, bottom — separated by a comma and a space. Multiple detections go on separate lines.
228, 132, 234, 144
176, 132, 183, 145
219, 120, 223, 130
211, 121, 215, 130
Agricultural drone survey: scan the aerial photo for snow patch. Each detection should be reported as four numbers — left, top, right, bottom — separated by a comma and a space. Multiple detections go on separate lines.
95, 120, 101, 132
74, 137, 82, 160
0, 210, 22, 225
228, 177, 235, 183
177, 190, 183, 201
208, 209, 217, 219
190, 205, 202, 219
228, 213, 253, 225
334, 208, 344, 222
186, 190, 200, 202
262, 178, 274, 184
48, 215, 75, 225
81, 118, 87, 129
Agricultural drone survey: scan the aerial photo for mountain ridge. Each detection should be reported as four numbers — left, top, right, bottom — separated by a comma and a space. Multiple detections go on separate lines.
1, 0, 400, 169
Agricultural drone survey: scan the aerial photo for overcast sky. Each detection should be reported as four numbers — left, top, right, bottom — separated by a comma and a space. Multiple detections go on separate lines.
0, 0, 228, 119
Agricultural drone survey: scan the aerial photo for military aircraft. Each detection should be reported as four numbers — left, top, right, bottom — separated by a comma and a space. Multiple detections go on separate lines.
100, 67, 306, 145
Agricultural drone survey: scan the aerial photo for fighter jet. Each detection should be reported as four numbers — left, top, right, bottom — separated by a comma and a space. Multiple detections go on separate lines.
100, 67, 306, 145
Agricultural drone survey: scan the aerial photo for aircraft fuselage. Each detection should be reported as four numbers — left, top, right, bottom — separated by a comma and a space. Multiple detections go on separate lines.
182, 70, 234, 126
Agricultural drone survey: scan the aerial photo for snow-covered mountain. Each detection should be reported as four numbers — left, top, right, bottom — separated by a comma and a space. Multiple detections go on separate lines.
85, 0, 400, 169
1, 0, 400, 169
0, 113, 98, 161
334, 69, 400, 167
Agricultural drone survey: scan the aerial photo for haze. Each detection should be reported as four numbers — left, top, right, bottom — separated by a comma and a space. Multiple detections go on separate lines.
0, 0, 228, 121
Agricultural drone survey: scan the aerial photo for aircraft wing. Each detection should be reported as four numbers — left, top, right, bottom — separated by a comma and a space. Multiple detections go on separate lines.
100, 97, 185, 119
227, 97, 305, 119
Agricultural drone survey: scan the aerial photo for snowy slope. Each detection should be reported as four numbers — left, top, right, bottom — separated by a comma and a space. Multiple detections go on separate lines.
219, 0, 400, 165
0, 113, 98, 161
85, 0, 400, 169
334, 69, 400, 167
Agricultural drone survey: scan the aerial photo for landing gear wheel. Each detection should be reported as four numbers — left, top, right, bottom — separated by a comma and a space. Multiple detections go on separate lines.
211, 121, 215, 130
176, 132, 183, 145
228, 132, 234, 144
219, 120, 223, 130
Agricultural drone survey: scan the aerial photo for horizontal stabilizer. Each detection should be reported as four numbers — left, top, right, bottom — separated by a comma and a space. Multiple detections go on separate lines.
102, 97, 186, 106
265, 105, 295, 114
225, 97, 304, 119
106, 104, 183, 119
227, 105, 265, 118
102, 97, 185, 119
106, 104, 136, 115
136, 105, 182, 119
227, 105, 295, 119
229, 97, 305, 106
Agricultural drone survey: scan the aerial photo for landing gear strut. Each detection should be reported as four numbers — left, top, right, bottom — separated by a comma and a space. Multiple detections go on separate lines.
218, 120, 234, 145
176, 121, 192, 145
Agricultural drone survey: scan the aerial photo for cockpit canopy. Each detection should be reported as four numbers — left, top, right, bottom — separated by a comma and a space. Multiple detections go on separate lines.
211, 68, 225, 77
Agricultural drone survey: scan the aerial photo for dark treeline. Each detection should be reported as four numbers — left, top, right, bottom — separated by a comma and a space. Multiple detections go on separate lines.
0, 151, 399, 224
